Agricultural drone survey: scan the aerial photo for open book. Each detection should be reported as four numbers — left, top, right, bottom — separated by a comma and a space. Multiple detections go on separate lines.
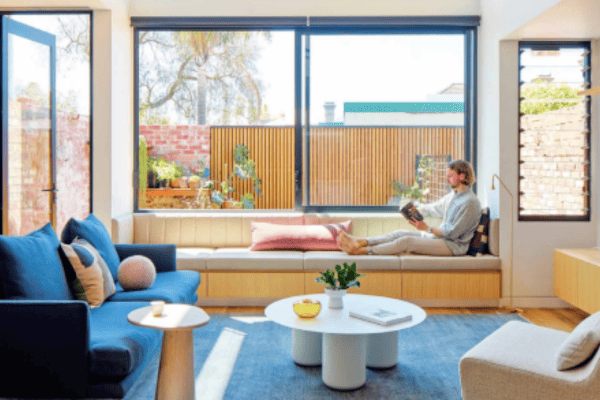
349, 305, 413, 326
399, 201, 424, 222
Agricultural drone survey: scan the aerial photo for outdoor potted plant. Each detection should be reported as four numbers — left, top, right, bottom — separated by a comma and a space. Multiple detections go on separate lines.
212, 144, 263, 209
391, 156, 433, 206
149, 157, 183, 188
188, 175, 201, 189
315, 262, 365, 309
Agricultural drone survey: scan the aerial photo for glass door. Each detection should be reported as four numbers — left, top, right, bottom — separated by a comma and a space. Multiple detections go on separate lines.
1, 16, 57, 235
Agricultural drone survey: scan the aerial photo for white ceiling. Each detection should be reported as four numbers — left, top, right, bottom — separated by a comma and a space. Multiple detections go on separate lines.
505, 0, 600, 40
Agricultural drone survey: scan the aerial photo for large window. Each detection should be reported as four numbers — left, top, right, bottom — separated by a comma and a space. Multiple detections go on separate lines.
134, 18, 478, 211
518, 42, 591, 221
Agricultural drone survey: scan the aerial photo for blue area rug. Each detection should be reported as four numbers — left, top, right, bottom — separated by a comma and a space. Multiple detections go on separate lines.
126, 313, 526, 400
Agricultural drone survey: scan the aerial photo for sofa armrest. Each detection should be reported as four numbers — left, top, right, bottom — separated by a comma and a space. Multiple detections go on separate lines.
112, 213, 134, 244
115, 243, 177, 273
0, 300, 90, 398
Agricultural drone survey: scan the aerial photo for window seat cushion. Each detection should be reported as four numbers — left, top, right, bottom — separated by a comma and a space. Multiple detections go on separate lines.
207, 248, 304, 271
303, 250, 401, 271
176, 247, 214, 271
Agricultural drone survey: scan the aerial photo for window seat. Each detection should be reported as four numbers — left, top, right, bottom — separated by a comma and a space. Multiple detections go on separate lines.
112, 212, 501, 306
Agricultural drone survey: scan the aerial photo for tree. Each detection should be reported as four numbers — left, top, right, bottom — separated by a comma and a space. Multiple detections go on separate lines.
138, 30, 274, 125
520, 81, 582, 115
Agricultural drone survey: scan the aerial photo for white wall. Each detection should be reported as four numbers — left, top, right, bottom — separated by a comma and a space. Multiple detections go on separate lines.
497, 41, 598, 307
478, 0, 562, 206
482, 0, 600, 307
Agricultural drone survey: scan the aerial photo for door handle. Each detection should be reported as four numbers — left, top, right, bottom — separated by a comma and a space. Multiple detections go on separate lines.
41, 188, 59, 192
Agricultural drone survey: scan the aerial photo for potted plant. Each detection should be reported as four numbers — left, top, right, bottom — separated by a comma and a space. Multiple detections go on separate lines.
315, 262, 365, 309
213, 144, 263, 209
171, 176, 188, 188
149, 157, 183, 188
391, 156, 433, 205
188, 175, 201, 189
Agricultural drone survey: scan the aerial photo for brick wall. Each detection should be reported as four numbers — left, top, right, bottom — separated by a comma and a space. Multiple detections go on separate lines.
140, 125, 210, 175
7, 98, 90, 236
56, 110, 90, 234
520, 103, 587, 215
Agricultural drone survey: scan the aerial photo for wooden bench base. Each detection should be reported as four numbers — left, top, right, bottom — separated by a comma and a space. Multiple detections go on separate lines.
195, 270, 501, 300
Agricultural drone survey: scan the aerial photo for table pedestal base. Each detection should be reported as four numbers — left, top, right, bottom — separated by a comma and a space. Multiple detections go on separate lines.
322, 334, 366, 390
367, 331, 398, 369
292, 329, 322, 366
156, 330, 195, 400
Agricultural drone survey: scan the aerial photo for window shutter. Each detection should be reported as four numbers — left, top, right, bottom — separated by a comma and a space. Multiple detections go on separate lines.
518, 43, 591, 221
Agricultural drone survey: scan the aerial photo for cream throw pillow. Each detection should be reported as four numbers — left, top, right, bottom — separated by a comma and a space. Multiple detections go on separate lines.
74, 238, 117, 299
61, 242, 106, 308
555, 311, 600, 370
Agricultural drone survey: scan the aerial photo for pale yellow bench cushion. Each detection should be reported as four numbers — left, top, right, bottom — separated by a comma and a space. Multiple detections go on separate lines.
176, 248, 214, 271
207, 248, 304, 271
303, 250, 401, 271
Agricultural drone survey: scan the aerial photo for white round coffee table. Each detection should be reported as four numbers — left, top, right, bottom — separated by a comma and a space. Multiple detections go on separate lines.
128, 304, 210, 400
265, 294, 426, 390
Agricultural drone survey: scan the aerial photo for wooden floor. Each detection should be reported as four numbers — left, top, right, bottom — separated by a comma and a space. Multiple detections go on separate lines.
202, 306, 590, 332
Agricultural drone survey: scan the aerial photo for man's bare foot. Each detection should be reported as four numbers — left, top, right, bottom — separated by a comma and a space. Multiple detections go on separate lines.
340, 241, 368, 255
338, 231, 366, 250
339, 239, 354, 254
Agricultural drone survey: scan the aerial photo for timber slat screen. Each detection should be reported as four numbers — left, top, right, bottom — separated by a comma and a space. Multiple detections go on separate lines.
211, 127, 296, 209
309, 127, 464, 206
211, 126, 464, 209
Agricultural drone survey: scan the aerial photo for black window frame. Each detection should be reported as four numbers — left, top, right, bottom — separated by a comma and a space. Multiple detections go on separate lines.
518, 41, 591, 222
132, 16, 479, 213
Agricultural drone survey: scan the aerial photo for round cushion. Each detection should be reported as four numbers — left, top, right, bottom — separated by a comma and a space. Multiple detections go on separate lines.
117, 256, 156, 291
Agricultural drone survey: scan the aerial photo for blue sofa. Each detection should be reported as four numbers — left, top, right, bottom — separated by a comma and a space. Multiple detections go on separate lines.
0, 217, 201, 399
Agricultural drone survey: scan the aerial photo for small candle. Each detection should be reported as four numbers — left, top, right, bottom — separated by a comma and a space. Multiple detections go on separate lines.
151, 300, 165, 317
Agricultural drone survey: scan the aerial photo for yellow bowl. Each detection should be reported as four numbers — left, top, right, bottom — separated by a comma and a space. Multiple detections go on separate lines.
293, 298, 322, 318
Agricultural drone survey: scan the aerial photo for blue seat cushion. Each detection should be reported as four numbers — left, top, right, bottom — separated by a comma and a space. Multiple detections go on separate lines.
61, 214, 121, 282
0, 223, 73, 300
89, 301, 161, 378
109, 271, 200, 305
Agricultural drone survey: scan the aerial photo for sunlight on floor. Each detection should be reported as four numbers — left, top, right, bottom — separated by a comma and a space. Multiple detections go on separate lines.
195, 327, 246, 400
230, 315, 270, 324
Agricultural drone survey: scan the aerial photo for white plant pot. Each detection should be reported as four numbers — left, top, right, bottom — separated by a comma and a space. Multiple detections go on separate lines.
325, 288, 347, 309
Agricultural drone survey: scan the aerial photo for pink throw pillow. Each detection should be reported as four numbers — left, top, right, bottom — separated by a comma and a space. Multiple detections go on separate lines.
250, 221, 352, 251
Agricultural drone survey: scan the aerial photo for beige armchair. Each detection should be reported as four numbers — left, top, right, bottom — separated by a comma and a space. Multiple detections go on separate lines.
459, 321, 600, 400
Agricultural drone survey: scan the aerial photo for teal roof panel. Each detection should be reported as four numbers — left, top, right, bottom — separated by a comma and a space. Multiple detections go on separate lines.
344, 102, 464, 113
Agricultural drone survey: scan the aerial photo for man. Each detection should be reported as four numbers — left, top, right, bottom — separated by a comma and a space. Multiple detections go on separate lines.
338, 159, 481, 256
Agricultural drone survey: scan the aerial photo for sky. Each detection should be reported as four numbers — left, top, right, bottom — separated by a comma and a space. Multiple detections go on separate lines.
520, 47, 586, 87
257, 32, 465, 124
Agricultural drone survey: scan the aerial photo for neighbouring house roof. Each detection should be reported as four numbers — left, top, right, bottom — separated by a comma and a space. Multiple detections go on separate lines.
318, 122, 345, 126
438, 83, 465, 94
344, 102, 464, 113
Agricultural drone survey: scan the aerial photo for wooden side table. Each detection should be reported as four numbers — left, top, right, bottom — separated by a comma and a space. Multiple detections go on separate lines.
128, 304, 210, 400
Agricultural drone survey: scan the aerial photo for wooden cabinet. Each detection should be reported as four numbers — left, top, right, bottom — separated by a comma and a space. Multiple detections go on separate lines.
554, 249, 600, 314
402, 271, 501, 299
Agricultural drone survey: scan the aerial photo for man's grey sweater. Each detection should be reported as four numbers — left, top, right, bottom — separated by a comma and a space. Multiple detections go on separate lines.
418, 188, 482, 255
